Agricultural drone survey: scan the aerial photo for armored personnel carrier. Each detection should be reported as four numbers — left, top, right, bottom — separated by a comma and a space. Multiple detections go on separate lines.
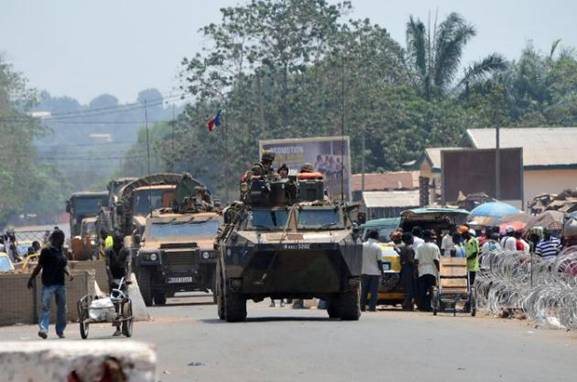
215, 172, 363, 322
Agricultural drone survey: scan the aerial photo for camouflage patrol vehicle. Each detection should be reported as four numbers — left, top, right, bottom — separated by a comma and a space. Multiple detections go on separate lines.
134, 200, 222, 306
215, 172, 363, 322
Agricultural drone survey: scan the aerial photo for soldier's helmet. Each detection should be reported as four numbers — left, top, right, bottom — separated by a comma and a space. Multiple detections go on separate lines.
261, 151, 275, 163
300, 163, 314, 173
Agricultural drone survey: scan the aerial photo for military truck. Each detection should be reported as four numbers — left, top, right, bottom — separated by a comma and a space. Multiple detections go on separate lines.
134, 200, 222, 306
112, 173, 203, 239
66, 191, 108, 237
215, 172, 363, 322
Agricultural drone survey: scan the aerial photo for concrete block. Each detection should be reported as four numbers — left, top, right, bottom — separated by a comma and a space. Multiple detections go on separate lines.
127, 273, 151, 322
70, 260, 109, 293
0, 340, 156, 382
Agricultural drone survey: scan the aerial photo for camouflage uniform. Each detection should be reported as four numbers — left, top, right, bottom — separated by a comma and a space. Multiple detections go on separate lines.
249, 151, 277, 178
241, 151, 277, 199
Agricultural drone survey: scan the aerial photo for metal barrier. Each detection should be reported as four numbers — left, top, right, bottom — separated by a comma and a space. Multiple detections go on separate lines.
477, 247, 577, 329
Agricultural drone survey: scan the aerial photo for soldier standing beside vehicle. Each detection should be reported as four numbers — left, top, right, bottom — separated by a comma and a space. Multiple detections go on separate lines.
104, 233, 131, 336
361, 230, 384, 312
27, 229, 73, 339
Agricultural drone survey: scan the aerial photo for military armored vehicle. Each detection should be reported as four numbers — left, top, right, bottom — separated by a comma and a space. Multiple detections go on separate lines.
215, 172, 363, 322
134, 202, 222, 306
66, 191, 108, 237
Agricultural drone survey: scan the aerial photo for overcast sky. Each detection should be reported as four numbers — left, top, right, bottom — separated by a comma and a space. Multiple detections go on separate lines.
2, 0, 576, 104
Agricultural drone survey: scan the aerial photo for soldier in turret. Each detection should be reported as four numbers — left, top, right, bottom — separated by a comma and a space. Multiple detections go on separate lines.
250, 151, 277, 178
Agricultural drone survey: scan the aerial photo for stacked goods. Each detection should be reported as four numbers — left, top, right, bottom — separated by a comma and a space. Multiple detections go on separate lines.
529, 189, 577, 215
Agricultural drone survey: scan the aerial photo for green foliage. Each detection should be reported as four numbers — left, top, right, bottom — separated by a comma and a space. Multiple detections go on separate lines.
0, 57, 71, 225
122, 4, 577, 203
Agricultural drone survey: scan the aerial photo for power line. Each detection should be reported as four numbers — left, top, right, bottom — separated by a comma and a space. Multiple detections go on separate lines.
0, 93, 187, 123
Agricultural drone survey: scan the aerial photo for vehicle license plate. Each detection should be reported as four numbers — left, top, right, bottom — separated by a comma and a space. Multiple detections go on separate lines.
167, 276, 193, 284
382, 263, 391, 271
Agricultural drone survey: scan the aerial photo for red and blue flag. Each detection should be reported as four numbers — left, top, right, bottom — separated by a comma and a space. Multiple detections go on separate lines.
207, 110, 222, 132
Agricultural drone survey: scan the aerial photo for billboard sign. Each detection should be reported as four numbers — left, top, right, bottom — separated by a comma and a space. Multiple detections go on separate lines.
441, 148, 524, 204
259, 136, 352, 201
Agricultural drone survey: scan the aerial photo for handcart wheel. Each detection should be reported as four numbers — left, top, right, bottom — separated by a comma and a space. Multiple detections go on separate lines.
77, 299, 89, 339
122, 300, 134, 337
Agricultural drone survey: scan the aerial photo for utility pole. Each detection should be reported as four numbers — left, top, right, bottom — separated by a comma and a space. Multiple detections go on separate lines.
144, 100, 151, 177
340, 51, 346, 202
361, 131, 366, 194
221, 112, 230, 203
495, 122, 501, 200
171, 104, 176, 153
144, 99, 152, 215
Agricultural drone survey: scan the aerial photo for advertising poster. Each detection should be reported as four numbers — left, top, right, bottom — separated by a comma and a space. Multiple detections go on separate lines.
259, 136, 351, 201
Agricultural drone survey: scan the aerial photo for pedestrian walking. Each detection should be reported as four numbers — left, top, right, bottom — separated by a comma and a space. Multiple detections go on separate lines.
414, 230, 440, 311
27, 229, 73, 339
399, 232, 417, 311
361, 230, 383, 312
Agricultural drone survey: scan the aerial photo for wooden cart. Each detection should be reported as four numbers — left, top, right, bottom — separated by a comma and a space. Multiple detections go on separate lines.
432, 257, 476, 317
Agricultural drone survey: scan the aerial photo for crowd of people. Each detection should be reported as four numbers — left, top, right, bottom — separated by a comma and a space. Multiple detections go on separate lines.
359, 220, 574, 313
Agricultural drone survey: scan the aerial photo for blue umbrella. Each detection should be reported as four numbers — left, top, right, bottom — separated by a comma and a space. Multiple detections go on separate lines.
469, 201, 520, 218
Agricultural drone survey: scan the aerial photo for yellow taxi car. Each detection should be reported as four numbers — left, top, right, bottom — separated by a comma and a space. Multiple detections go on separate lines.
0, 252, 15, 273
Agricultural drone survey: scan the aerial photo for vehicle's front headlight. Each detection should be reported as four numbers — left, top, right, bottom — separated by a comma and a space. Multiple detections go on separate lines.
149, 253, 158, 261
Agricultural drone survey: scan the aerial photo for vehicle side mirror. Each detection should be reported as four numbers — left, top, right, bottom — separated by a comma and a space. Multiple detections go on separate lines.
133, 234, 141, 245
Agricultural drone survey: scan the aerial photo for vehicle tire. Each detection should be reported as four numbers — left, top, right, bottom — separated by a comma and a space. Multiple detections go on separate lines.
122, 301, 133, 337
326, 297, 340, 319
137, 268, 153, 307
339, 283, 361, 321
216, 262, 225, 320
153, 291, 167, 306
224, 283, 247, 322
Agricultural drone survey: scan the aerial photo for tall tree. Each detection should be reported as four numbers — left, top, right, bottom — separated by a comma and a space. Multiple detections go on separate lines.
405, 12, 506, 99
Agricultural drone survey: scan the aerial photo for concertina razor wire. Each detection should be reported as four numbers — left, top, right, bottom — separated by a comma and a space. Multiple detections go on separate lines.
476, 246, 577, 330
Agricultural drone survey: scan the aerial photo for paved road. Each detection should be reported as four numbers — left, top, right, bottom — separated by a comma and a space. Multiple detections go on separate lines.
1, 294, 576, 382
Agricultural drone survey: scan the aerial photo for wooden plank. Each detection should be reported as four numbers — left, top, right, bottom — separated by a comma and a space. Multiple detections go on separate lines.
441, 278, 468, 288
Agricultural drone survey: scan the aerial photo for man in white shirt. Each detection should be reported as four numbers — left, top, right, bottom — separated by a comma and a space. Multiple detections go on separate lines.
361, 230, 383, 312
501, 226, 517, 252
414, 230, 440, 311
412, 226, 425, 251
441, 226, 456, 256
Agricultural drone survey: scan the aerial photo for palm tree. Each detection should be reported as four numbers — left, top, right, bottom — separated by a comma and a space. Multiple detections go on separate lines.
405, 12, 507, 99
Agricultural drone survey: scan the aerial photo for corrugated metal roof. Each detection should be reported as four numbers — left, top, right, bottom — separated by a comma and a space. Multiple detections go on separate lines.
424, 147, 465, 170
352, 171, 419, 192
467, 127, 577, 167
362, 190, 420, 208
